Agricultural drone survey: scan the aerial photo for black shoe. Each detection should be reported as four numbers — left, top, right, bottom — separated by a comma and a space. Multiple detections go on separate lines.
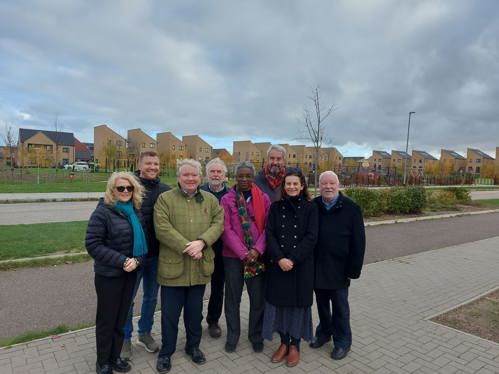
96, 362, 112, 374
309, 335, 330, 349
156, 356, 171, 373
186, 347, 206, 365
331, 346, 350, 360
224, 342, 236, 353
111, 357, 131, 372
252, 342, 264, 353
208, 322, 222, 338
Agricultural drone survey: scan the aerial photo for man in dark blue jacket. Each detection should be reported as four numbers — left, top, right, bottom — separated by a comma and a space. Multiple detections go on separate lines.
200, 157, 229, 338
310, 171, 365, 360
122, 151, 170, 359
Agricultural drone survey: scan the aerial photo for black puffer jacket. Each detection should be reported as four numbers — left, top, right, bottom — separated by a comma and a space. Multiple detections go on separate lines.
85, 199, 144, 277
135, 173, 170, 257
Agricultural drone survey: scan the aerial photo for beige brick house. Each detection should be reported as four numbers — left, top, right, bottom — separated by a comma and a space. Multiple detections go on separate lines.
156, 132, 187, 168
390, 150, 411, 173
182, 135, 212, 163
127, 128, 156, 166
17, 128, 75, 167
369, 150, 391, 174
466, 148, 495, 177
94, 124, 128, 170
411, 150, 438, 175
232, 140, 263, 165
440, 149, 466, 174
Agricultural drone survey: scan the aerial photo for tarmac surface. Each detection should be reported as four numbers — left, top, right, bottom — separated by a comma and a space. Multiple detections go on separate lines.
1, 235, 498, 373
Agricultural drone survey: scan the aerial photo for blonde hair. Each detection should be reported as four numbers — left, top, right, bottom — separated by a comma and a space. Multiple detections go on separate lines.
176, 159, 202, 177
104, 171, 144, 209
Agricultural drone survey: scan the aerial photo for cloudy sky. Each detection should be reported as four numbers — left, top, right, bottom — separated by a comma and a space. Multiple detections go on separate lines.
1, 0, 498, 158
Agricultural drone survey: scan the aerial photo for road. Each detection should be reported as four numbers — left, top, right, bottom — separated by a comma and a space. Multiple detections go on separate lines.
470, 190, 499, 200
1, 212, 499, 339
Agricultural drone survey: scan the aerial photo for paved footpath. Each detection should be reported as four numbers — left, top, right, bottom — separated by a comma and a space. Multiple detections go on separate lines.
1, 237, 498, 373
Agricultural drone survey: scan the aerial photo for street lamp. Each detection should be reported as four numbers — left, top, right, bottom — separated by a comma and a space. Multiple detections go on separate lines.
403, 111, 416, 185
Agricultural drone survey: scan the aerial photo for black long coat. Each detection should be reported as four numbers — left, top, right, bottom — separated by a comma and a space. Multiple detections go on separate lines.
313, 192, 366, 290
265, 196, 318, 307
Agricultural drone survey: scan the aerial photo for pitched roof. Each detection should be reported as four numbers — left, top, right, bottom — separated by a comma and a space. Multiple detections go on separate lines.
413, 150, 437, 160
442, 149, 465, 160
469, 148, 494, 160
373, 150, 391, 158
19, 128, 75, 146
391, 150, 411, 159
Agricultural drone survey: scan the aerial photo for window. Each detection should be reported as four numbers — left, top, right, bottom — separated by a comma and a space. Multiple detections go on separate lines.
150, 143, 155, 148
172, 145, 176, 150
46, 145, 53, 151
476, 166, 481, 173
116, 140, 123, 146
62, 147, 69, 153
476, 159, 481, 163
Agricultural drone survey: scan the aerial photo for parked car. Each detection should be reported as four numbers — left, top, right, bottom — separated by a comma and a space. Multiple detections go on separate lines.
65, 162, 90, 171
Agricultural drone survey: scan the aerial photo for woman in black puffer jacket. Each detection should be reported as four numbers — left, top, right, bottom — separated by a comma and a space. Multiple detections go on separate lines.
86, 171, 147, 374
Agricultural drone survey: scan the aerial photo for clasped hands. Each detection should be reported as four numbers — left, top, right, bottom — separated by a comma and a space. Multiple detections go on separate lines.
183, 240, 205, 260
278, 258, 294, 272
123, 257, 139, 272
246, 248, 259, 263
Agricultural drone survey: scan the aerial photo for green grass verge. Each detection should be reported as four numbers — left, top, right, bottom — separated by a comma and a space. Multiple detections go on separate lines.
0, 181, 108, 193
0, 323, 94, 348
0, 254, 91, 271
474, 199, 499, 207
0, 221, 88, 260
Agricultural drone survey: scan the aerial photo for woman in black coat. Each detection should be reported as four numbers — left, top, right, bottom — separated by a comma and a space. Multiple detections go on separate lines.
263, 168, 318, 367
85, 171, 147, 374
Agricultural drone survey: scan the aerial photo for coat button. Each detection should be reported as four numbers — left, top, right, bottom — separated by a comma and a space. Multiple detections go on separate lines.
293, 245, 296, 248
281, 235, 285, 238
294, 225, 297, 228
282, 215, 286, 218
281, 244, 284, 248
294, 235, 297, 238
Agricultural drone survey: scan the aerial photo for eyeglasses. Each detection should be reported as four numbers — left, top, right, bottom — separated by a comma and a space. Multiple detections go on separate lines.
115, 185, 134, 193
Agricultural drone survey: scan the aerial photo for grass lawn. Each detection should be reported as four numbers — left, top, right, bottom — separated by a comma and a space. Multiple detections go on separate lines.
474, 199, 499, 207
0, 221, 87, 260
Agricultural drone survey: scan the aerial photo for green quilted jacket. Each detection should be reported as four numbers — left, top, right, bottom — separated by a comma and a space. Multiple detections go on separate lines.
154, 187, 224, 286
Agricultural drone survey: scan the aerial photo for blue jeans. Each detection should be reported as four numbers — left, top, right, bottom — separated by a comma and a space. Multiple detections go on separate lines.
123, 256, 159, 340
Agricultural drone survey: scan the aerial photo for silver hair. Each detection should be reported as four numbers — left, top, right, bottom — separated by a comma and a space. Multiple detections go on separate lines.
235, 160, 255, 175
266, 144, 287, 159
205, 157, 227, 174
319, 170, 339, 183
176, 159, 202, 177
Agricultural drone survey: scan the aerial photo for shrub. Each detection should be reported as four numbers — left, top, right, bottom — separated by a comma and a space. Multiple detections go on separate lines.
344, 188, 384, 217
427, 190, 458, 211
406, 186, 426, 213
386, 187, 412, 214
442, 187, 471, 202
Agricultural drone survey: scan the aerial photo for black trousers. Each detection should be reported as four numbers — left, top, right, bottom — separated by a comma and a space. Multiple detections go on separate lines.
314, 287, 352, 349
206, 245, 225, 325
158, 285, 206, 357
223, 257, 265, 346
94, 272, 137, 365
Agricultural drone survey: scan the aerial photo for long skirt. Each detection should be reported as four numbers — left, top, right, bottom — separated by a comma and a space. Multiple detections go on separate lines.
262, 302, 313, 341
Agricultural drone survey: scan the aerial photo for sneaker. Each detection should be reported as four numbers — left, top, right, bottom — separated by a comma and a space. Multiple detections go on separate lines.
137, 332, 160, 353
121, 339, 132, 360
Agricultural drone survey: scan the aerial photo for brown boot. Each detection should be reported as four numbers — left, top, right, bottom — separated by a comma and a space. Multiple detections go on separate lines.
287, 345, 300, 367
271, 344, 288, 363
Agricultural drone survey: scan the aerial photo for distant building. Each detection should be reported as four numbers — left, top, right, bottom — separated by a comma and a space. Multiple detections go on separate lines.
212, 148, 233, 167
74, 139, 92, 162
82, 142, 94, 159
156, 131, 187, 168
369, 150, 391, 174
17, 128, 75, 167
440, 149, 466, 174
232, 140, 263, 166
411, 150, 438, 174
94, 125, 128, 170
466, 148, 495, 176
390, 150, 411, 172
183, 135, 212, 163
286, 144, 306, 168
128, 128, 156, 167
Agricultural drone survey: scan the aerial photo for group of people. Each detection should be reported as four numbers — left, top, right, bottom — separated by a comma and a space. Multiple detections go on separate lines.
85, 145, 366, 374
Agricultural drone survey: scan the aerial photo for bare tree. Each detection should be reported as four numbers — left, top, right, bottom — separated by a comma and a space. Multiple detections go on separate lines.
303, 86, 334, 190
1, 122, 18, 168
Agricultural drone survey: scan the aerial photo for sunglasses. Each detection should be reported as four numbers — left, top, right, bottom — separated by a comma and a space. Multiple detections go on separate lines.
115, 185, 134, 193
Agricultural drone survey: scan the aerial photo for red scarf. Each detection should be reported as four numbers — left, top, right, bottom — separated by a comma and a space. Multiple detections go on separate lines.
251, 184, 266, 233
263, 164, 285, 190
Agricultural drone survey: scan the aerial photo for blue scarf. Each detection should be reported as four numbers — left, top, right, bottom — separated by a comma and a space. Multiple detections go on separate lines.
115, 200, 148, 257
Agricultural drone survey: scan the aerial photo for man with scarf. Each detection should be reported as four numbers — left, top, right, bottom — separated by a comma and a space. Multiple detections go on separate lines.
221, 161, 271, 354
254, 144, 287, 202
122, 151, 170, 360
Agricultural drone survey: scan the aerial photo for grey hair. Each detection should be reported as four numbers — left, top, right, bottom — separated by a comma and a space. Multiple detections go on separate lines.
266, 144, 287, 159
235, 160, 255, 175
319, 170, 339, 183
176, 159, 202, 177
205, 157, 227, 174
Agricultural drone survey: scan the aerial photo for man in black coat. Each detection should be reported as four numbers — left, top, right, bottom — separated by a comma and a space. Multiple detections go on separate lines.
310, 171, 365, 360
200, 157, 229, 338
122, 151, 170, 359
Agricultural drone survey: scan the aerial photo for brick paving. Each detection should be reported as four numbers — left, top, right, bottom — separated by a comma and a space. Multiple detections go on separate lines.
1, 237, 498, 374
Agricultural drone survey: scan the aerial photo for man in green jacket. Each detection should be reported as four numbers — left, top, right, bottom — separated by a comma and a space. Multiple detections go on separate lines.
154, 159, 224, 373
